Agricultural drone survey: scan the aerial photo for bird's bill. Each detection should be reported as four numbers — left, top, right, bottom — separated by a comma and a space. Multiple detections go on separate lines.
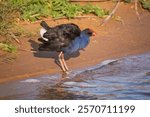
92, 32, 96, 36
89, 28, 96, 36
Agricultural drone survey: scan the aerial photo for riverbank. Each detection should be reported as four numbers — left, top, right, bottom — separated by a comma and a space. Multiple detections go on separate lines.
0, 2, 150, 83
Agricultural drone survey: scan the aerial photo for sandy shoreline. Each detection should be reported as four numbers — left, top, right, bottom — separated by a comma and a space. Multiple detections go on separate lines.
0, 2, 150, 83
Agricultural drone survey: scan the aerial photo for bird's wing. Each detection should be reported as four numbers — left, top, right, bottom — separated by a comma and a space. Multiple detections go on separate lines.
39, 23, 81, 51
42, 29, 58, 40
54, 23, 81, 41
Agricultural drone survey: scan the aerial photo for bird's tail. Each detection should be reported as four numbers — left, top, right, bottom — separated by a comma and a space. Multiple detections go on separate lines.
40, 21, 51, 30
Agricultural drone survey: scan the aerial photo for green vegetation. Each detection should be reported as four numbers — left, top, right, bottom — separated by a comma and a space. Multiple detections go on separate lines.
50, 0, 108, 19
123, 0, 150, 11
0, 1, 19, 53
0, 0, 109, 53
82, 3, 109, 17
7, 0, 108, 21
0, 2, 19, 35
0, 41, 17, 53
140, 0, 150, 11
50, 0, 82, 18
9, 0, 52, 22
124, 0, 132, 3
0, 0, 150, 53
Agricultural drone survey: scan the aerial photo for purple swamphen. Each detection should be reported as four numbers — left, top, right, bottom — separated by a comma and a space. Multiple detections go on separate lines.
38, 21, 96, 72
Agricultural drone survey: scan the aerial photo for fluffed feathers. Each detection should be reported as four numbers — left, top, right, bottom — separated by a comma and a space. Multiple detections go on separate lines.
39, 21, 81, 52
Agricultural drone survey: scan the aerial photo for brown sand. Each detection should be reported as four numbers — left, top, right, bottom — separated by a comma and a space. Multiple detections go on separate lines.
0, 2, 150, 83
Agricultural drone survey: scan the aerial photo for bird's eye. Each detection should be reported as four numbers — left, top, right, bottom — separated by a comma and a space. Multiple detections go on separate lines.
88, 31, 92, 35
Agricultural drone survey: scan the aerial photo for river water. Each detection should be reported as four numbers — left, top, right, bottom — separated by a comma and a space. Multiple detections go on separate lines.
0, 52, 150, 100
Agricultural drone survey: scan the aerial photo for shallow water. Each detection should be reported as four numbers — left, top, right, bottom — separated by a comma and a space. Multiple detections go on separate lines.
0, 52, 150, 100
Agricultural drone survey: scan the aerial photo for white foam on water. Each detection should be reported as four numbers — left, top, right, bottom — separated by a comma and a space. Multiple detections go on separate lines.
64, 81, 96, 88
100, 59, 118, 66
40, 74, 61, 79
21, 79, 40, 83
63, 81, 77, 86
85, 59, 118, 71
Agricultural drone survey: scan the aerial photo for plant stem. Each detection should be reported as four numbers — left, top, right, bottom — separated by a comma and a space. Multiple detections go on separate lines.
100, 0, 121, 26
135, 0, 142, 24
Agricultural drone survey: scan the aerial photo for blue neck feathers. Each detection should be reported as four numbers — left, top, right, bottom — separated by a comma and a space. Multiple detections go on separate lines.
63, 31, 90, 55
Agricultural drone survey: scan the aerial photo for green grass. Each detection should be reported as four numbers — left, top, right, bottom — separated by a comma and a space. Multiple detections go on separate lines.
0, 0, 109, 53
123, 0, 150, 11
14, 0, 52, 22
82, 3, 109, 17
7, 0, 109, 21
0, 0, 150, 53
140, 0, 150, 11
50, 0, 109, 19
50, 0, 82, 18
0, 41, 17, 53
0, 2, 18, 35
124, 0, 132, 3
0, 2, 18, 53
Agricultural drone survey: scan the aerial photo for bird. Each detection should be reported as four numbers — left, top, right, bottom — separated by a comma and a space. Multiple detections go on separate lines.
38, 21, 96, 72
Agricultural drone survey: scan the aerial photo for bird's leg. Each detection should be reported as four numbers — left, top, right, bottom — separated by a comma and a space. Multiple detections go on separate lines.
61, 53, 69, 71
58, 51, 66, 72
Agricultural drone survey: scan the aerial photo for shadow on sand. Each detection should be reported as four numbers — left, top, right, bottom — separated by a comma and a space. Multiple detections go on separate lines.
28, 39, 80, 59
28, 39, 81, 71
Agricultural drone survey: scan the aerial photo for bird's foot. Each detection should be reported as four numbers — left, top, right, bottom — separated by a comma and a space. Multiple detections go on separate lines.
62, 71, 70, 79
63, 70, 70, 75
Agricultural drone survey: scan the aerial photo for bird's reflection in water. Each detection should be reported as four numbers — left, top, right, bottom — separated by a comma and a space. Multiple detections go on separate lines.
38, 72, 96, 100
39, 86, 76, 100
38, 72, 76, 100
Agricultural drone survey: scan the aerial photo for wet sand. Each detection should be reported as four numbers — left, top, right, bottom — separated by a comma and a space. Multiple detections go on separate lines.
0, 2, 150, 83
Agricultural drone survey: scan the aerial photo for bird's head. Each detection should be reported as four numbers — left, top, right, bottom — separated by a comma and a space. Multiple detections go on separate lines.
82, 28, 96, 37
